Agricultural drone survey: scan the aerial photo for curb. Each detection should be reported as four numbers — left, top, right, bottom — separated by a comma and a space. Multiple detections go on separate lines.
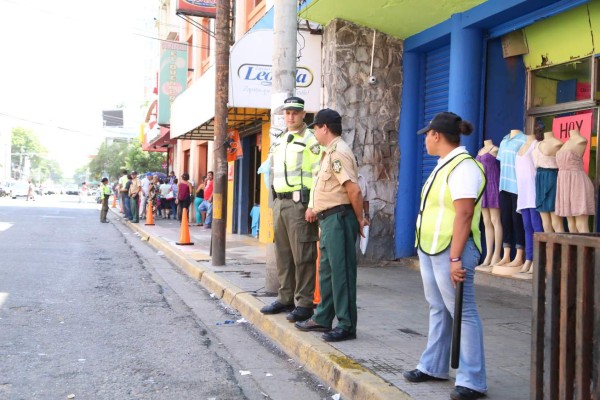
114, 213, 411, 400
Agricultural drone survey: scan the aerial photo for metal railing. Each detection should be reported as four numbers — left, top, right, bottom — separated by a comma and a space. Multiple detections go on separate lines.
531, 232, 600, 400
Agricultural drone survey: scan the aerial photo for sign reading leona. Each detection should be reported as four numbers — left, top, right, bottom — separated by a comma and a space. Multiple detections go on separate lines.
229, 29, 322, 111
238, 64, 314, 87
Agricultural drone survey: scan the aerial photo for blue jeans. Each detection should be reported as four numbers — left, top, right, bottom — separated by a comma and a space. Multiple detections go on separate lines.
121, 192, 132, 220
199, 200, 212, 226
194, 197, 203, 224
416, 239, 487, 393
521, 208, 543, 261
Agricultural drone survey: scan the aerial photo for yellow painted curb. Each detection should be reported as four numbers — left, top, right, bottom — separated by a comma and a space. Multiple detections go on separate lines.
114, 213, 412, 400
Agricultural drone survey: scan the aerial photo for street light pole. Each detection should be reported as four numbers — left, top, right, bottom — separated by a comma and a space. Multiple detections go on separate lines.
212, 0, 232, 266
265, 0, 298, 292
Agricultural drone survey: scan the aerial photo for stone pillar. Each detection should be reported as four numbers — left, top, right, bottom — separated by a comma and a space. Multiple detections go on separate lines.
322, 19, 403, 261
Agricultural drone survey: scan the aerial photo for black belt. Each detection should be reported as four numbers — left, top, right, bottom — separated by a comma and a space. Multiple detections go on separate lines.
317, 204, 352, 220
275, 191, 295, 200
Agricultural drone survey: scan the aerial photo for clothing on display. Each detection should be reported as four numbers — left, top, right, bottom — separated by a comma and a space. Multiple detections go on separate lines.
515, 140, 537, 212
555, 149, 595, 217
475, 152, 500, 209
497, 131, 526, 195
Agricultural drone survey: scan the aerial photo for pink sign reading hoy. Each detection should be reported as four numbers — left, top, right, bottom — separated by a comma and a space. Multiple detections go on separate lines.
551, 113, 593, 173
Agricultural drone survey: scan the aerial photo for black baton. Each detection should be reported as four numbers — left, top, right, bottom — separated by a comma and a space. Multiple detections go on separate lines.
451, 279, 464, 369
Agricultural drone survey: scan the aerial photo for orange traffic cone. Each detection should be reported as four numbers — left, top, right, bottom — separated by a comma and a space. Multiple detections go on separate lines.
176, 208, 194, 245
111, 194, 117, 208
145, 202, 155, 226
313, 239, 321, 306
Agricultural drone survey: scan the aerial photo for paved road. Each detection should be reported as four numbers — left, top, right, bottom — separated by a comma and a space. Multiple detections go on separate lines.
0, 199, 332, 399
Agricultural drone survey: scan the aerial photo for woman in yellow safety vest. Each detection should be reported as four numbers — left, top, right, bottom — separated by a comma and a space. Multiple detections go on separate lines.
404, 112, 488, 400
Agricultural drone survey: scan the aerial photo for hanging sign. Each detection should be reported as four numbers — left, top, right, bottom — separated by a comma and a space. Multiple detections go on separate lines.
551, 113, 593, 173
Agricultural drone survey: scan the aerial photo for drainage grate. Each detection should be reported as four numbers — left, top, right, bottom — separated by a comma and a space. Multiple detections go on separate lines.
355, 358, 405, 375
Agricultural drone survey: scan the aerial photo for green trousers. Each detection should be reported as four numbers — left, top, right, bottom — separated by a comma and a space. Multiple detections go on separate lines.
313, 209, 359, 333
273, 198, 319, 308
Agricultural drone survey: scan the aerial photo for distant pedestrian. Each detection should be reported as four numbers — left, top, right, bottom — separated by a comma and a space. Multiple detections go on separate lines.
140, 173, 152, 219
99, 178, 111, 223
177, 173, 193, 222
194, 176, 206, 226
170, 178, 178, 219
294, 109, 367, 342
404, 112, 487, 400
128, 171, 141, 223
198, 171, 214, 228
26, 181, 35, 201
158, 179, 173, 219
79, 182, 88, 203
117, 169, 128, 214
168, 171, 176, 185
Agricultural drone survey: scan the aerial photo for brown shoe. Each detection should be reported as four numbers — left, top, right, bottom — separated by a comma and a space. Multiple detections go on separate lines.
295, 319, 331, 332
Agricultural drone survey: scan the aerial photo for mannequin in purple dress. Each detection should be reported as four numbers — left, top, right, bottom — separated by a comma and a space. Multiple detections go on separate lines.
475, 140, 502, 271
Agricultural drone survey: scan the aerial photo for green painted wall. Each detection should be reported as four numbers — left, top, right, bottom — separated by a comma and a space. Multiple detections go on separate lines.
523, 1, 600, 69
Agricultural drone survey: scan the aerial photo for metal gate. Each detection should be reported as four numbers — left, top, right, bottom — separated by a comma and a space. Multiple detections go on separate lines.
419, 45, 450, 189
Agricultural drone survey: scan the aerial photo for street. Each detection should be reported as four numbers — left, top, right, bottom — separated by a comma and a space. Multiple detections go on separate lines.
0, 197, 332, 400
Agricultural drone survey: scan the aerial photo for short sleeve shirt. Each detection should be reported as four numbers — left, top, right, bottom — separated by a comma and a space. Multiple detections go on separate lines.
497, 131, 526, 194
312, 136, 358, 213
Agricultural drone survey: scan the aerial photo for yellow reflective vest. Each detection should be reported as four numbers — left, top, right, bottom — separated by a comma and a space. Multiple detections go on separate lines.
272, 125, 322, 193
415, 153, 486, 255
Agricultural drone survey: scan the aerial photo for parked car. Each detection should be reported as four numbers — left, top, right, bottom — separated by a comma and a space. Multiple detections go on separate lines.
64, 184, 80, 195
10, 182, 29, 199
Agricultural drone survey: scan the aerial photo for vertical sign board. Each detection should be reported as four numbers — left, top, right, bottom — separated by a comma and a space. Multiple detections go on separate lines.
158, 41, 188, 125
176, 0, 216, 18
552, 113, 593, 173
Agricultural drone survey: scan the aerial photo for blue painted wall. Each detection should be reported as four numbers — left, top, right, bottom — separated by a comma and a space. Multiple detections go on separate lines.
482, 38, 526, 145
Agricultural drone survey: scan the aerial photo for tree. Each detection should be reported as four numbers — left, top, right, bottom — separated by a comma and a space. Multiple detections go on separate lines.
10, 127, 62, 183
88, 141, 129, 181
126, 139, 165, 174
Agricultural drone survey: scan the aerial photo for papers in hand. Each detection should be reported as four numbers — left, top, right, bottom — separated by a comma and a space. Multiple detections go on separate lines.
360, 225, 369, 255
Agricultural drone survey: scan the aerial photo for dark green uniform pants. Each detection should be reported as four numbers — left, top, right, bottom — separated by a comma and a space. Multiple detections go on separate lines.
100, 197, 109, 222
313, 209, 359, 333
273, 198, 318, 308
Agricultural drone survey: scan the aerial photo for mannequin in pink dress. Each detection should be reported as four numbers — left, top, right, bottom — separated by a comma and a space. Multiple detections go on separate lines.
555, 129, 595, 233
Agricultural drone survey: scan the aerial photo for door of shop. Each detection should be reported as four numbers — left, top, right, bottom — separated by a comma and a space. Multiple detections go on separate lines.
418, 45, 450, 191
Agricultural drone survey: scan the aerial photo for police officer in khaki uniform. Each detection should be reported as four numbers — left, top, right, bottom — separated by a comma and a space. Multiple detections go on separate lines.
295, 109, 368, 342
260, 97, 323, 323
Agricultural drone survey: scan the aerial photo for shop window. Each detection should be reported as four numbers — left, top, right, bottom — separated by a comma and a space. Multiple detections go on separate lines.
529, 58, 592, 108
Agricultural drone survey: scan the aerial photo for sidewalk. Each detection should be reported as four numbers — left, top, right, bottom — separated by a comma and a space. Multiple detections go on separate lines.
109, 208, 532, 400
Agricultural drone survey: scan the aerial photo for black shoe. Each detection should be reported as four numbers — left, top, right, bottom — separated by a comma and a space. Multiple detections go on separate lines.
450, 386, 486, 400
260, 301, 294, 315
295, 319, 331, 332
322, 327, 356, 342
101, 221, 109, 223
286, 307, 313, 322
403, 369, 447, 383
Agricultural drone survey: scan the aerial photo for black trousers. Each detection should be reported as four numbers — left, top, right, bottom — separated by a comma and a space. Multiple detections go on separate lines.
499, 190, 525, 249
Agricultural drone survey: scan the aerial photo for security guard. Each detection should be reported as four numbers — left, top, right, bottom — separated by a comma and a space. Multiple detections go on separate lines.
260, 96, 322, 323
100, 177, 111, 223
295, 108, 367, 342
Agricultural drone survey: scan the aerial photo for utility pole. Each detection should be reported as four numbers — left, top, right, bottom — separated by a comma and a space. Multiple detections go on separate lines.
212, 0, 231, 266
265, 0, 298, 292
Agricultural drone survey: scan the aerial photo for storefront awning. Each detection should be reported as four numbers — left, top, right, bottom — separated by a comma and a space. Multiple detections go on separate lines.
170, 29, 321, 140
299, 0, 486, 39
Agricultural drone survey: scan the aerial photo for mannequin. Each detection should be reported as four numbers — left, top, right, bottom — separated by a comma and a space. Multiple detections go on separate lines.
475, 140, 502, 271
493, 129, 526, 276
533, 132, 564, 233
555, 129, 595, 232
513, 133, 543, 277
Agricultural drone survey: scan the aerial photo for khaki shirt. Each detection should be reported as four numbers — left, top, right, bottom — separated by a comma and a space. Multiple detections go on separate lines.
129, 177, 141, 197
312, 136, 358, 213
